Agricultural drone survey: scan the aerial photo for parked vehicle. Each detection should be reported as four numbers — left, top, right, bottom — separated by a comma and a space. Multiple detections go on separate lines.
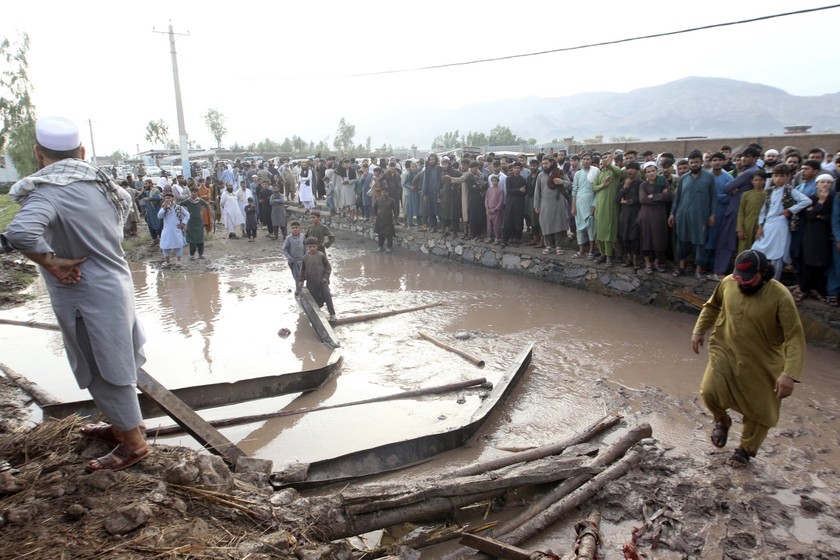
145, 165, 162, 177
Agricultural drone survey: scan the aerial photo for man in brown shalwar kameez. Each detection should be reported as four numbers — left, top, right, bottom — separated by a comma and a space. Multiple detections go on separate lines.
691, 249, 805, 468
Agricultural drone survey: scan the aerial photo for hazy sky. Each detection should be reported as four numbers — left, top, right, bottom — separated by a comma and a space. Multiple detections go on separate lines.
3, 1, 838, 155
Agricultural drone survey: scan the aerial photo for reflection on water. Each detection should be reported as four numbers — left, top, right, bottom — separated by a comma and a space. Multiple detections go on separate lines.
1, 244, 838, 477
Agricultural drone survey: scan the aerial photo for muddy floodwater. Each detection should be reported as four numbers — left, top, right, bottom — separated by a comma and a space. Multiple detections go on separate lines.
2, 238, 839, 556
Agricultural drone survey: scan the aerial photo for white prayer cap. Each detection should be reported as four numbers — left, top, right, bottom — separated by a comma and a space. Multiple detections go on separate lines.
816, 173, 835, 183
765, 149, 779, 157
35, 116, 81, 151
642, 161, 658, 170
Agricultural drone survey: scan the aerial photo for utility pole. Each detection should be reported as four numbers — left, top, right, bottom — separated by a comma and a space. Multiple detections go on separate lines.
154, 22, 191, 178
88, 118, 98, 166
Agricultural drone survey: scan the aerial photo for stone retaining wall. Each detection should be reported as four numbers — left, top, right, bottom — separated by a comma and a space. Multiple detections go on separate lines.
291, 208, 840, 348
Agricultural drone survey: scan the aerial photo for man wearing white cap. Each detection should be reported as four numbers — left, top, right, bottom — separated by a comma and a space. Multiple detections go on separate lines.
1, 116, 150, 472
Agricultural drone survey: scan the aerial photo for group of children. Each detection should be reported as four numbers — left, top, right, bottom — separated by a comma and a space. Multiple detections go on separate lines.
281, 214, 337, 321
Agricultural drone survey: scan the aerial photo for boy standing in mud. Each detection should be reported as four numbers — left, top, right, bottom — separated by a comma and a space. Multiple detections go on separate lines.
304, 211, 335, 254
299, 237, 337, 321
282, 221, 305, 296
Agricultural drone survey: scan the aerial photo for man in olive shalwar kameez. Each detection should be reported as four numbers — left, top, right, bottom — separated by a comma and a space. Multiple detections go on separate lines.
691, 249, 805, 468
593, 152, 622, 266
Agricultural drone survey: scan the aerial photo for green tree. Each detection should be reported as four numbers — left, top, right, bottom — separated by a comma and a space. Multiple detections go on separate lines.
487, 125, 523, 146
109, 149, 130, 163
256, 138, 281, 152
465, 131, 488, 146
145, 119, 170, 147
334, 118, 356, 153
5, 121, 37, 177
609, 135, 640, 142
292, 135, 308, 153
1, 33, 38, 176
203, 108, 227, 148
431, 130, 463, 150
229, 142, 244, 152
280, 137, 293, 153
365, 136, 371, 152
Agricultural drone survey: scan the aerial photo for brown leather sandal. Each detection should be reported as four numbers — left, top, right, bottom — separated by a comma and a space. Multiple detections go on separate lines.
87, 444, 151, 472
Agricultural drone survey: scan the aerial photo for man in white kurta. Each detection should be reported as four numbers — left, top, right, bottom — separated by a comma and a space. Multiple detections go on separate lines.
220, 184, 245, 238
2, 116, 150, 472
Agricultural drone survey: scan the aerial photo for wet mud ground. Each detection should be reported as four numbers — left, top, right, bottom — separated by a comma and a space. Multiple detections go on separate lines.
1, 228, 839, 558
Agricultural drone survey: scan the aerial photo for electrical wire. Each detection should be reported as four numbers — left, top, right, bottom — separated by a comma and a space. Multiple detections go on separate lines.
349, 4, 840, 77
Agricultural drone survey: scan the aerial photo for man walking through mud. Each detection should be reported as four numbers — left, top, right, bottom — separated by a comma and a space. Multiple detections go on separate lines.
2, 116, 150, 472
690, 249, 805, 468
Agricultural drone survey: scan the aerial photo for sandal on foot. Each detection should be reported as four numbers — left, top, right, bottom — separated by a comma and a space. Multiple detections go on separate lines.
808, 290, 825, 302
556, 247, 564, 255
728, 447, 750, 468
645, 267, 654, 275
710, 415, 731, 448
542, 247, 553, 255
571, 252, 585, 258
671, 268, 685, 277
790, 286, 806, 302
828, 296, 839, 307
87, 444, 151, 472
586, 252, 596, 260
655, 266, 667, 273
80, 423, 121, 447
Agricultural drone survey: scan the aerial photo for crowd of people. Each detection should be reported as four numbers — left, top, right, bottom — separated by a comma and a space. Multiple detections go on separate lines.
117, 141, 840, 308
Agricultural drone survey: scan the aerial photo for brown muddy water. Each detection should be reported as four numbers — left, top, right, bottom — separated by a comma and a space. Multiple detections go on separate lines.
2, 240, 839, 556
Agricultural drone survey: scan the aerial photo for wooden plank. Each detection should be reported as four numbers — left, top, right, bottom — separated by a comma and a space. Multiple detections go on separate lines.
43, 350, 343, 419
458, 534, 533, 560
298, 289, 341, 349
137, 368, 246, 465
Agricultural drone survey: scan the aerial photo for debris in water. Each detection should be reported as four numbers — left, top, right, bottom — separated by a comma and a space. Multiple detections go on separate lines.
454, 331, 471, 340
277, 328, 291, 338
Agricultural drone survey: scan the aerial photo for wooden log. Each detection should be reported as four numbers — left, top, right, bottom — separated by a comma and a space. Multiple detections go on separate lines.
492, 424, 650, 539
329, 302, 444, 326
147, 377, 488, 436
343, 455, 598, 515
0, 362, 60, 407
446, 424, 651, 560
502, 452, 641, 547
322, 489, 506, 541
449, 414, 622, 478
459, 534, 536, 560
572, 511, 601, 560
418, 331, 485, 367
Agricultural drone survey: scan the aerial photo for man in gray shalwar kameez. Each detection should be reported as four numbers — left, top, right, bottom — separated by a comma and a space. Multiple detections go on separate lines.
534, 157, 571, 255
1, 116, 150, 472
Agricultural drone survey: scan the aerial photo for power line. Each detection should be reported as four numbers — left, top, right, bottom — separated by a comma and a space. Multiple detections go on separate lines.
350, 4, 840, 78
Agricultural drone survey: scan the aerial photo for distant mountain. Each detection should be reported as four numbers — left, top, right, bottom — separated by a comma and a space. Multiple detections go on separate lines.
355, 77, 840, 147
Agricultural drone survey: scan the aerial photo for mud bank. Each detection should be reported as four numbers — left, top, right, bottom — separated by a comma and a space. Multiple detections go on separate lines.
295, 208, 840, 348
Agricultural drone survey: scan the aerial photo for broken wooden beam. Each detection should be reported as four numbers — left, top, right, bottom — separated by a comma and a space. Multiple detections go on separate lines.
137, 368, 246, 465
298, 288, 341, 348
459, 534, 540, 560
148, 376, 488, 436
329, 302, 444, 326
418, 331, 485, 367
